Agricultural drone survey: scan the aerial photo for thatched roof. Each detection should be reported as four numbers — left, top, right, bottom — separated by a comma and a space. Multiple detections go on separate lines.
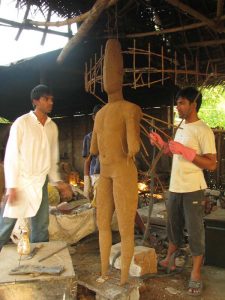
13, 0, 225, 78
1, 1, 225, 119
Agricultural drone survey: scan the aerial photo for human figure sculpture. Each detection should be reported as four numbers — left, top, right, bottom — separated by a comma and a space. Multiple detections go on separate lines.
90, 39, 142, 285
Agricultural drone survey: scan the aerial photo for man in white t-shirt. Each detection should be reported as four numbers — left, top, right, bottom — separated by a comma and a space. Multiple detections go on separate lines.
149, 87, 217, 297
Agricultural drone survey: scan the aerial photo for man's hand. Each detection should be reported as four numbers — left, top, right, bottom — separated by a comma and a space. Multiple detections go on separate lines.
56, 182, 73, 201
148, 132, 170, 154
169, 140, 196, 162
6, 188, 17, 204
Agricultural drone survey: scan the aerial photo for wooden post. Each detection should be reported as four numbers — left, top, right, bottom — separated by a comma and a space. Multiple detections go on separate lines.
133, 39, 136, 89
89, 58, 92, 93
94, 53, 97, 94
196, 55, 199, 85
15, 3, 30, 41
101, 45, 103, 92
148, 43, 151, 88
184, 54, 188, 82
174, 51, 177, 85
41, 9, 51, 45
85, 62, 88, 92
161, 46, 164, 85
216, 132, 222, 185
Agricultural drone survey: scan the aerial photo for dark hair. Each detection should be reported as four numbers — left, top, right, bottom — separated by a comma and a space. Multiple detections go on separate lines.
92, 104, 103, 115
30, 84, 51, 101
175, 87, 202, 112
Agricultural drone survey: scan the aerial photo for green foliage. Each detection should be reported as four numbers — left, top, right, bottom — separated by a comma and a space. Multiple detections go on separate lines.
0, 117, 10, 124
199, 85, 225, 129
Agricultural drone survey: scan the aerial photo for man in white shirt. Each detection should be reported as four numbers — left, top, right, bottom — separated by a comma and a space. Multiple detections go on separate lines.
149, 87, 217, 296
0, 84, 72, 249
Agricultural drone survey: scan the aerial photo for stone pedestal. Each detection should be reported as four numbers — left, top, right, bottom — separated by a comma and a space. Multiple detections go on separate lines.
110, 243, 157, 277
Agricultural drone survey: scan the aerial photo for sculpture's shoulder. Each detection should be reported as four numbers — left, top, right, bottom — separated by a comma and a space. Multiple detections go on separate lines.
122, 100, 142, 118
94, 104, 108, 121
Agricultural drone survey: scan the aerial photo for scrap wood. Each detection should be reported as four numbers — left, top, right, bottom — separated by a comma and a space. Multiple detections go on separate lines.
9, 265, 64, 276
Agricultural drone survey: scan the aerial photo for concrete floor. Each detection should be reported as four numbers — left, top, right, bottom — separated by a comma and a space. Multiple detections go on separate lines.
72, 232, 225, 300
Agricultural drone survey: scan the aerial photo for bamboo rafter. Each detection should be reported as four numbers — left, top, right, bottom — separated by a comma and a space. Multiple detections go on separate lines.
85, 40, 225, 99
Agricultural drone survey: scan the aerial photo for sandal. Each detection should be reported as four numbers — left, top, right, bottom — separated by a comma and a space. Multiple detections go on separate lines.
157, 260, 177, 274
187, 279, 203, 297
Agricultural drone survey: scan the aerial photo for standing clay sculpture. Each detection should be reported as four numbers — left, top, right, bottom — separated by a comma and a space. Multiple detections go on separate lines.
90, 39, 142, 285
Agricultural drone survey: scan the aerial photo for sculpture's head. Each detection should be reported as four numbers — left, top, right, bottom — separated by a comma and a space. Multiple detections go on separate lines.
103, 39, 124, 95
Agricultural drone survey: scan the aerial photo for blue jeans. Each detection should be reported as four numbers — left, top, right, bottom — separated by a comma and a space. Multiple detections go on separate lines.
0, 178, 49, 248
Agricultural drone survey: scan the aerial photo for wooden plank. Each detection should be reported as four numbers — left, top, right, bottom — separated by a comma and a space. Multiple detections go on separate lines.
0, 241, 75, 283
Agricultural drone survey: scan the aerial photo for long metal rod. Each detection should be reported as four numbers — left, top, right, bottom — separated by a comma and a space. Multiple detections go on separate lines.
38, 245, 68, 262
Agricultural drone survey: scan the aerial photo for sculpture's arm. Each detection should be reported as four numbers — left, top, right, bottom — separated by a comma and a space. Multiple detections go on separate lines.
90, 128, 99, 156
125, 106, 142, 158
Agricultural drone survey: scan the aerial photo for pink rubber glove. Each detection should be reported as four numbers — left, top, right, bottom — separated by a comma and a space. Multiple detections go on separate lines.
148, 132, 169, 154
169, 140, 196, 162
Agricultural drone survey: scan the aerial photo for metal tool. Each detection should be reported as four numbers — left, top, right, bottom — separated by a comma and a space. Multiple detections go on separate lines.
38, 245, 68, 263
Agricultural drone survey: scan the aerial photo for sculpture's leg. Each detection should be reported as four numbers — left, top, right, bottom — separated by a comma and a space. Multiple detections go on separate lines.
113, 162, 138, 285
96, 176, 115, 278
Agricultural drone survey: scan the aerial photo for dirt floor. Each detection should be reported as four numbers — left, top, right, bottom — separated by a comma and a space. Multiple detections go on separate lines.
71, 232, 225, 300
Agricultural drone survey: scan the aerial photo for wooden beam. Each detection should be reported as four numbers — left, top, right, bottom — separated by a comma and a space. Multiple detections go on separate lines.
41, 9, 51, 46
27, 0, 118, 28
15, 3, 30, 40
122, 15, 225, 38
57, 0, 115, 64
178, 38, 225, 48
126, 21, 205, 37
217, 0, 224, 19
165, 0, 225, 33
0, 18, 70, 38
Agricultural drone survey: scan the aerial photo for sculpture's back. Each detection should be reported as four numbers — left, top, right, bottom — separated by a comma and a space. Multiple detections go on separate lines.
90, 39, 142, 285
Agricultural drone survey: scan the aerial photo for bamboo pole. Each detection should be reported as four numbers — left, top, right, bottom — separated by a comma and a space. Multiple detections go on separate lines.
90, 92, 106, 104
94, 53, 97, 94
41, 9, 51, 46
142, 118, 171, 140
166, 0, 222, 33
142, 112, 178, 128
0, 17, 70, 37
101, 45, 103, 92
15, 3, 31, 41
125, 17, 225, 38
133, 39, 136, 89
196, 55, 199, 85
126, 48, 174, 63
161, 46, 164, 85
175, 51, 177, 85
85, 62, 88, 92
90, 58, 92, 93
148, 43, 151, 88
184, 54, 188, 82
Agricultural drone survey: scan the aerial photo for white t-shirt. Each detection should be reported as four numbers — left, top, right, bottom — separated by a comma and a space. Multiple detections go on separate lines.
169, 120, 216, 193
4, 111, 61, 218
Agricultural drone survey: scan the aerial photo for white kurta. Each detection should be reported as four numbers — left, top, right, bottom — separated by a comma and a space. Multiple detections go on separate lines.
4, 111, 61, 218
